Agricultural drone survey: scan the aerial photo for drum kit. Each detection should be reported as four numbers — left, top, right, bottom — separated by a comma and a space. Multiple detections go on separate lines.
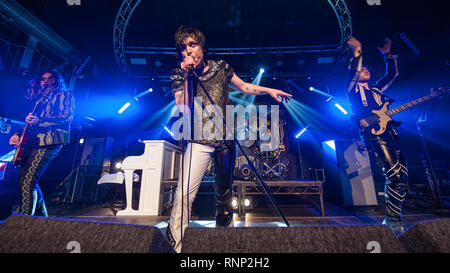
233, 123, 289, 181
203, 114, 290, 181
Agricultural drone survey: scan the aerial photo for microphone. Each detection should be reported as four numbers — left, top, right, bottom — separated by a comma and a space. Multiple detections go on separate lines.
186, 64, 194, 74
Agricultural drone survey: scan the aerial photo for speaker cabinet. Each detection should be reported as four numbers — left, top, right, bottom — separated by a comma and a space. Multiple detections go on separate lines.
322, 139, 378, 206
399, 218, 450, 253
0, 215, 174, 253
181, 225, 405, 253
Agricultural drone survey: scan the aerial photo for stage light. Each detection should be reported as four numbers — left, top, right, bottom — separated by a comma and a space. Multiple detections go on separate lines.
115, 162, 122, 169
130, 58, 146, 65
334, 103, 348, 115
0, 150, 15, 162
118, 102, 131, 114
317, 57, 334, 64
260, 68, 265, 73
163, 125, 174, 137
309, 87, 333, 99
79, 138, 84, 144
324, 140, 336, 151
134, 88, 153, 101
232, 199, 238, 208
295, 126, 309, 139
244, 198, 251, 207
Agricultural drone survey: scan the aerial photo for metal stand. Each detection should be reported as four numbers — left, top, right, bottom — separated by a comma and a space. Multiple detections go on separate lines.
417, 115, 444, 209
192, 70, 291, 227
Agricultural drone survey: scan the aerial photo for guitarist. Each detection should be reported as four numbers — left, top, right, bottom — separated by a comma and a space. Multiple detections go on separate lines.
346, 37, 407, 235
8, 71, 75, 216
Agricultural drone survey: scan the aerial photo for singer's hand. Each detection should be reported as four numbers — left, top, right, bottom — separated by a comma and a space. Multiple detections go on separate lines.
181, 56, 196, 71
268, 89, 292, 103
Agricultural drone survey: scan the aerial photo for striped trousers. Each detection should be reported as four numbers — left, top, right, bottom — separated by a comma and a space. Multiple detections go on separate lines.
361, 128, 408, 221
17, 145, 61, 216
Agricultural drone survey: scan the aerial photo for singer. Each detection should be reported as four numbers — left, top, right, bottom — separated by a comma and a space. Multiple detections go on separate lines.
166, 25, 292, 252
8, 71, 75, 216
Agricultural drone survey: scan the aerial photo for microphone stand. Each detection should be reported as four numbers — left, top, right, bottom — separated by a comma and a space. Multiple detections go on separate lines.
190, 69, 291, 227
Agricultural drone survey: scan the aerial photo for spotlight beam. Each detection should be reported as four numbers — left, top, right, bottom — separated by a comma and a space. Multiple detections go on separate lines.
334, 103, 348, 115
309, 87, 333, 100
135, 88, 153, 100
229, 95, 251, 106
118, 102, 131, 114
287, 79, 303, 92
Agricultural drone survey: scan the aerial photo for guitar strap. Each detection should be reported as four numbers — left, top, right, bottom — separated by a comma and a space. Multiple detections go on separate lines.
357, 85, 369, 107
370, 86, 395, 102
358, 85, 396, 107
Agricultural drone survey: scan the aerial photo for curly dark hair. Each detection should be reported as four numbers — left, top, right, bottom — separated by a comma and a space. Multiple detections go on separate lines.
25, 70, 67, 100
174, 25, 208, 61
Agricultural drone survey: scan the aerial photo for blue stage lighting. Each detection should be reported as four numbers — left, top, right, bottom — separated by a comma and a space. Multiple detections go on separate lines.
118, 102, 131, 114
323, 140, 336, 151
334, 103, 348, 115
0, 149, 15, 162
163, 125, 174, 137
295, 126, 309, 139
260, 68, 265, 73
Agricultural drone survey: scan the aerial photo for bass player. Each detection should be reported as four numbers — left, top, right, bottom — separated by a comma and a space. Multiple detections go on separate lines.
346, 36, 408, 235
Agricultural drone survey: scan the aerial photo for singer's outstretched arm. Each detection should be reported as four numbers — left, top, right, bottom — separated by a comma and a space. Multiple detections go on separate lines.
229, 74, 292, 103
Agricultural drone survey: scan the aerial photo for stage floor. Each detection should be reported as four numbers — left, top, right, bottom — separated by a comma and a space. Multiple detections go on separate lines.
45, 196, 450, 234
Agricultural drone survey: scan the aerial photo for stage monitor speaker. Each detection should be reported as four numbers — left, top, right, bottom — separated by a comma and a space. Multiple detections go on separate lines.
181, 225, 405, 253
0, 215, 174, 253
322, 139, 378, 206
398, 218, 450, 253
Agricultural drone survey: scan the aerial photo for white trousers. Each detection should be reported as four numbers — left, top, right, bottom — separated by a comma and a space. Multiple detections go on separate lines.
168, 142, 216, 253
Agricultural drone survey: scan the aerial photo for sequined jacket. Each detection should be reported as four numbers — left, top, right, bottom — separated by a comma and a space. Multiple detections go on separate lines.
171, 59, 235, 147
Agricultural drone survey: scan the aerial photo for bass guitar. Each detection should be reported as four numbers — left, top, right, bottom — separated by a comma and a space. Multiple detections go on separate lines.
359, 87, 448, 135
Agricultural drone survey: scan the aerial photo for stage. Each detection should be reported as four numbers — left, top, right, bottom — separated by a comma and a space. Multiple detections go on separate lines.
0, 0, 449, 258
45, 195, 450, 231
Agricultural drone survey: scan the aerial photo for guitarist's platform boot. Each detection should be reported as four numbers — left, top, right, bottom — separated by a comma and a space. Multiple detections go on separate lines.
382, 162, 408, 236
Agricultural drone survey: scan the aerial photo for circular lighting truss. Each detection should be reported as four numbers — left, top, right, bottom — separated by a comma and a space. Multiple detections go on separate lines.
113, 0, 352, 73
327, 0, 353, 67
113, 0, 142, 73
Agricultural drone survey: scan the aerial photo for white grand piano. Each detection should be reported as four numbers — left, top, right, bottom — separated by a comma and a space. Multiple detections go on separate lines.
116, 140, 182, 216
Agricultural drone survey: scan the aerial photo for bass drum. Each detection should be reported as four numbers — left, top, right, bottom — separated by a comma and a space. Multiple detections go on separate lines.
233, 146, 259, 181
